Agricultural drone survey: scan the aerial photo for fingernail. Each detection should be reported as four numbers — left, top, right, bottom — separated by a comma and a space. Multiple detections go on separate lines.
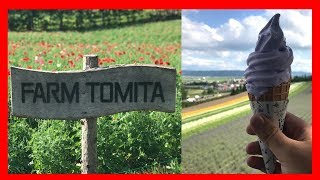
251, 114, 265, 129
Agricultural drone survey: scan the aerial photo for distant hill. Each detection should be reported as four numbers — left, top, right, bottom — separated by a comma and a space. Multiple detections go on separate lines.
292, 71, 312, 77
182, 70, 311, 77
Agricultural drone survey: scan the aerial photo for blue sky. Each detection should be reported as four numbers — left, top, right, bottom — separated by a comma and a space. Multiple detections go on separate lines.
182, 10, 312, 72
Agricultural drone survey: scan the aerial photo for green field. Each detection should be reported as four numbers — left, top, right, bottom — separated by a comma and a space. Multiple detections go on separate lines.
187, 89, 205, 97
8, 20, 181, 174
9, 20, 181, 71
181, 82, 312, 173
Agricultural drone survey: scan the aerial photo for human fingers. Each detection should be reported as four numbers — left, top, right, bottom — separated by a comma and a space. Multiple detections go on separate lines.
246, 141, 261, 155
249, 113, 293, 159
247, 156, 281, 174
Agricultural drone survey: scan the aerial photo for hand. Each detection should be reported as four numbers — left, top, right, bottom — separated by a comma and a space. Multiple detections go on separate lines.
246, 112, 312, 174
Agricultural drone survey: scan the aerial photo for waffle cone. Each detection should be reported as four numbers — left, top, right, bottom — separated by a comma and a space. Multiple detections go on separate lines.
248, 81, 291, 101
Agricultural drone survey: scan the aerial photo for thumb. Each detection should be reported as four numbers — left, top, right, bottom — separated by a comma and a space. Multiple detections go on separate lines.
250, 113, 292, 159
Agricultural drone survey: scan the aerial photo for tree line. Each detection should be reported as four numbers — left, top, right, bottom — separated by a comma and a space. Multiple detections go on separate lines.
291, 75, 312, 82
9, 10, 181, 31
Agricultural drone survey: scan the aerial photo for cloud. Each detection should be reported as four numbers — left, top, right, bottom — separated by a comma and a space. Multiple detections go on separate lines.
265, 10, 312, 49
292, 59, 312, 72
182, 9, 199, 14
182, 55, 247, 71
182, 16, 223, 51
182, 10, 312, 72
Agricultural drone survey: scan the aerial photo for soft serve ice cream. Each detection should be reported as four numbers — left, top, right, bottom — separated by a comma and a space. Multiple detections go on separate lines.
244, 13, 294, 174
244, 13, 293, 99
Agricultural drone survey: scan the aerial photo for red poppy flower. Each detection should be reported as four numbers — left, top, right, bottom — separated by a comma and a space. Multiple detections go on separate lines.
22, 57, 30, 62
68, 60, 75, 68
159, 58, 164, 65
115, 51, 123, 56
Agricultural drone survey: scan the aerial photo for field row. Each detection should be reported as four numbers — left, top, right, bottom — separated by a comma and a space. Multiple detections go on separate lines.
182, 83, 312, 173
182, 82, 307, 137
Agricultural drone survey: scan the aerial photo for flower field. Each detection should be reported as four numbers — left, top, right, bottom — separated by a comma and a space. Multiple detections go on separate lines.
8, 20, 181, 71
181, 82, 312, 173
8, 20, 181, 174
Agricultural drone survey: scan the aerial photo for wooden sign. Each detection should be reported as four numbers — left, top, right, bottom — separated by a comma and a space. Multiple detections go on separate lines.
10, 65, 176, 119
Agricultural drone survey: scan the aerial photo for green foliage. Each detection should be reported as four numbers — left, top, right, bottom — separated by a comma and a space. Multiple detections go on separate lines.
291, 75, 312, 82
230, 85, 246, 96
120, 158, 181, 174
207, 88, 214, 94
10, 111, 181, 174
181, 85, 188, 100
9, 10, 181, 32
30, 120, 81, 173
8, 117, 34, 173
97, 111, 181, 173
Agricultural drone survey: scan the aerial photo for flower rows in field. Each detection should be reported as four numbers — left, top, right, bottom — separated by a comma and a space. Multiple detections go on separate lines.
182, 82, 311, 173
182, 95, 249, 120
8, 40, 179, 72
182, 105, 251, 133
8, 20, 181, 73
182, 82, 307, 136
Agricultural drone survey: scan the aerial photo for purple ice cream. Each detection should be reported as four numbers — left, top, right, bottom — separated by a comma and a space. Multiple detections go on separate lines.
244, 14, 293, 99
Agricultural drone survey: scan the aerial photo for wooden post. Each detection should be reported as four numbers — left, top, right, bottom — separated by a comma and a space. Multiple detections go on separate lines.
81, 55, 98, 173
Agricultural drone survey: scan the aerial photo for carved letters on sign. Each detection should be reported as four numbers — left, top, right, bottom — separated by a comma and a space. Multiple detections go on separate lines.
10, 65, 176, 119
21, 82, 165, 104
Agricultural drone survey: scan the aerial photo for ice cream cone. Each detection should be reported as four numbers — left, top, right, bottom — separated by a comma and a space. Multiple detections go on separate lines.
248, 81, 290, 173
244, 13, 293, 174
248, 81, 291, 101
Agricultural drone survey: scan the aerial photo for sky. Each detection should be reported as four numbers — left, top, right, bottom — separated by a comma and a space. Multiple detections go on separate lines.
182, 10, 312, 72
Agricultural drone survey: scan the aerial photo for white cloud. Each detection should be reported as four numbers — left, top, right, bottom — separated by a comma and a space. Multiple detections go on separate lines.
182, 56, 229, 70
182, 16, 223, 51
182, 9, 199, 14
182, 55, 246, 71
292, 58, 312, 72
265, 10, 312, 48
182, 10, 312, 72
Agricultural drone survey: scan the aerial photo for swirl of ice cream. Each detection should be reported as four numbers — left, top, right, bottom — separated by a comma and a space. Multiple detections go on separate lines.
244, 13, 293, 98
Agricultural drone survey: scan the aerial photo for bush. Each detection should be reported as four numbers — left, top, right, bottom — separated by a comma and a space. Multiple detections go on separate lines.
97, 111, 181, 173
30, 120, 81, 173
8, 117, 34, 173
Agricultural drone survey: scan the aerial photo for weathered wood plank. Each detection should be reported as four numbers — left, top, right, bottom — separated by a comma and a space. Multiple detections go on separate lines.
10, 65, 176, 119
81, 55, 98, 174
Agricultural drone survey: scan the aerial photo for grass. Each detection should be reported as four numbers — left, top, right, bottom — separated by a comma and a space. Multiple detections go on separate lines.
183, 100, 249, 124
288, 81, 311, 98
187, 89, 205, 97
182, 107, 251, 138
182, 82, 310, 139
182, 83, 312, 173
